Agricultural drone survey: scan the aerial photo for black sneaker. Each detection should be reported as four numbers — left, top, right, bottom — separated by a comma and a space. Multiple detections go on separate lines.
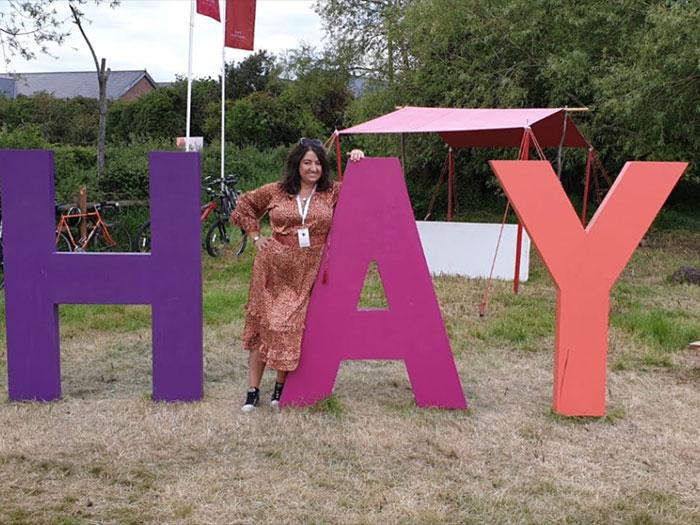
270, 382, 285, 408
241, 387, 259, 412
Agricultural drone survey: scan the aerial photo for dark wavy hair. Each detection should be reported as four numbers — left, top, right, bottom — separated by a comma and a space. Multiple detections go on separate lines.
279, 142, 332, 195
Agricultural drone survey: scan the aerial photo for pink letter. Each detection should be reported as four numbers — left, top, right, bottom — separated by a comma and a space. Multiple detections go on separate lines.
489, 160, 687, 416
281, 158, 467, 409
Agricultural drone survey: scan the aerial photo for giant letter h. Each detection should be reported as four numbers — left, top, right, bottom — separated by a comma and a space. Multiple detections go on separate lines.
0, 150, 203, 402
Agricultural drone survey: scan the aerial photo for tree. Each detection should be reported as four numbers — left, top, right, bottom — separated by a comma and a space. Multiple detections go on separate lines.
225, 50, 280, 101
225, 91, 324, 148
314, 0, 413, 93
69, 3, 112, 180
332, 0, 698, 209
0, 0, 118, 68
280, 45, 353, 131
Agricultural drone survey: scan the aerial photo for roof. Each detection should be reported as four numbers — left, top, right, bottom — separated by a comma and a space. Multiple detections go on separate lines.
2, 70, 158, 100
0, 76, 15, 97
339, 106, 590, 148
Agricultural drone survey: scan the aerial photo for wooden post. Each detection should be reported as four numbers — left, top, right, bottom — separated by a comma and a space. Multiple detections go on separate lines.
581, 147, 594, 226
447, 147, 453, 222
400, 133, 407, 175
79, 185, 87, 241
335, 133, 343, 181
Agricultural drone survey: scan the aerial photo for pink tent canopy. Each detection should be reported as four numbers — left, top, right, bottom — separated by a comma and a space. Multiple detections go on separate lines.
339, 106, 590, 149
336, 106, 595, 296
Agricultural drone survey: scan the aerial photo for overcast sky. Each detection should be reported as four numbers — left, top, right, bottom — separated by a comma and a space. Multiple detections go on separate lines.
6, 0, 325, 82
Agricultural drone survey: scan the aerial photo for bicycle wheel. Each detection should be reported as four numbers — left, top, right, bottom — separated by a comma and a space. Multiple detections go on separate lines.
56, 231, 72, 252
93, 221, 132, 252
135, 220, 151, 253
205, 219, 247, 257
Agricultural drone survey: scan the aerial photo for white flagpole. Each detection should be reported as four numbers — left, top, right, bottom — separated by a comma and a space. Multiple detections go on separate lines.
186, 0, 195, 152
220, 0, 226, 185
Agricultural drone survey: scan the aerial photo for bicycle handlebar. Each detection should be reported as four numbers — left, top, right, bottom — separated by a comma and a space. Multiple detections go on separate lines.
203, 174, 239, 188
95, 201, 120, 212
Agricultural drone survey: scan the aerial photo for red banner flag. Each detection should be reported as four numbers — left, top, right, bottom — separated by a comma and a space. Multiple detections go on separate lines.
196, 0, 220, 22
225, 0, 256, 50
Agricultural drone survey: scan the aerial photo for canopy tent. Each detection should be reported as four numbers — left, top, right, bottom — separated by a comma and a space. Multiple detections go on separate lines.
335, 106, 598, 225
334, 106, 603, 302
338, 106, 590, 149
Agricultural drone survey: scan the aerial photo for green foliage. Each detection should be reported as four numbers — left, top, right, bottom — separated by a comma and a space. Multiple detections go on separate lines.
53, 146, 96, 201
311, 393, 344, 417
225, 50, 280, 100
327, 0, 699, 207
106, 98, 139, 143
201, 144, 288, 191
0, 93, 98, 145
612, 308, 699, 354
99, 138, 176, 199
171, 77, 221, 141
4, 0, 698, 206
107, 79, 219, 144
130, 88, 183, 140
280, 45, 354, 131
315, 0, 412, 89
595, 2, 700, 181
0, 123, 50, 148
224, 91, 325, 148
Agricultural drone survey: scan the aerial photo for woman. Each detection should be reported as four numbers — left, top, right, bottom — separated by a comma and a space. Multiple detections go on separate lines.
230, 138, 364, 411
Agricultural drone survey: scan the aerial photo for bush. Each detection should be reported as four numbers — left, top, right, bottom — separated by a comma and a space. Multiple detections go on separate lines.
202, 144, 288, 191
100, 138, 177, 199
0, 124, 50, 149
53, 146, 97, 202
225, 92, 324, 148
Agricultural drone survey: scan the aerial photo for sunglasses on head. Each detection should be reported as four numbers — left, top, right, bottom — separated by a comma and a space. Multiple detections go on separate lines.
300, 137, 323, 147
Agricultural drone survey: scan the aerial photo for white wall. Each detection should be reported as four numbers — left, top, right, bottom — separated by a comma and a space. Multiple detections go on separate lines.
416, 221, 530, 280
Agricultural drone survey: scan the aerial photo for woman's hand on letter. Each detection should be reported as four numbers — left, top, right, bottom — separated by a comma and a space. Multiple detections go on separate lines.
347, 149, 365, 162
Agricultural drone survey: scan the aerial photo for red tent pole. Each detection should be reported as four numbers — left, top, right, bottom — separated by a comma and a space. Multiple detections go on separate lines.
513, 129, 531, 294
335, 132, 343, 181
447, 147, 454, 221
581, 146, 593, 226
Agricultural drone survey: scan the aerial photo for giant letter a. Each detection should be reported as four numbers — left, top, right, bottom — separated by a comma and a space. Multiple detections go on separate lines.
281, 158, 467, 409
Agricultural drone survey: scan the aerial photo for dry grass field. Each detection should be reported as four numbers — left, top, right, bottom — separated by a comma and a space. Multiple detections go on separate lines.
1, 226, 699, 524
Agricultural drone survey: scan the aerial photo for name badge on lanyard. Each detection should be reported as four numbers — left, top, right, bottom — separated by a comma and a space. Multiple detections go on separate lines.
296, 185, 316, 248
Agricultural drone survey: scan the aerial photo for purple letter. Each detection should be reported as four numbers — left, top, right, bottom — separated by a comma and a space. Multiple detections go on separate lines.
281, 158, 467, 409
0, 150, 202, 402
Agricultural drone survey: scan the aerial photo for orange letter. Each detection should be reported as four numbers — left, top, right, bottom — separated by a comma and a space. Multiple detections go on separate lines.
489, 161, 687, 416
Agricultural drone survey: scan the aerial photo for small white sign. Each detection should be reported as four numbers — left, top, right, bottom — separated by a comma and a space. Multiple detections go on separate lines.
176, 137, 204, 152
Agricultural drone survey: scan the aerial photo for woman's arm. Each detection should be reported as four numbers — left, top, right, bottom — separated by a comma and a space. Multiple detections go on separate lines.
230, 183, 278, 249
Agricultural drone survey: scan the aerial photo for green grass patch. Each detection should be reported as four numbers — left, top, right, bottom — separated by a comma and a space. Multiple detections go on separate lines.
612, 307, 699, 354
203, 288, 248, 325
651, 207, 700, 232
357, 260, 388, 309
485, 292, 555, 351
310, 393, 344, 417
548, 405, 626, 425
58, 305, 151, 337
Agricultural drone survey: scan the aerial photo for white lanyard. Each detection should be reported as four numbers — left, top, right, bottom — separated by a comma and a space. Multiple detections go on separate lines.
296, 185, 316, 227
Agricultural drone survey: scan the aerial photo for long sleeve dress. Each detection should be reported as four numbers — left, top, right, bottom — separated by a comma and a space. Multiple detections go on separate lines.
230, 181, 342, 371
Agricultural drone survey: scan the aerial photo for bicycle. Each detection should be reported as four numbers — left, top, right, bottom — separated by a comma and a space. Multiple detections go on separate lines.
135, 174, 247, 257
56, 201, 132, 252
1, 206, 72, 291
